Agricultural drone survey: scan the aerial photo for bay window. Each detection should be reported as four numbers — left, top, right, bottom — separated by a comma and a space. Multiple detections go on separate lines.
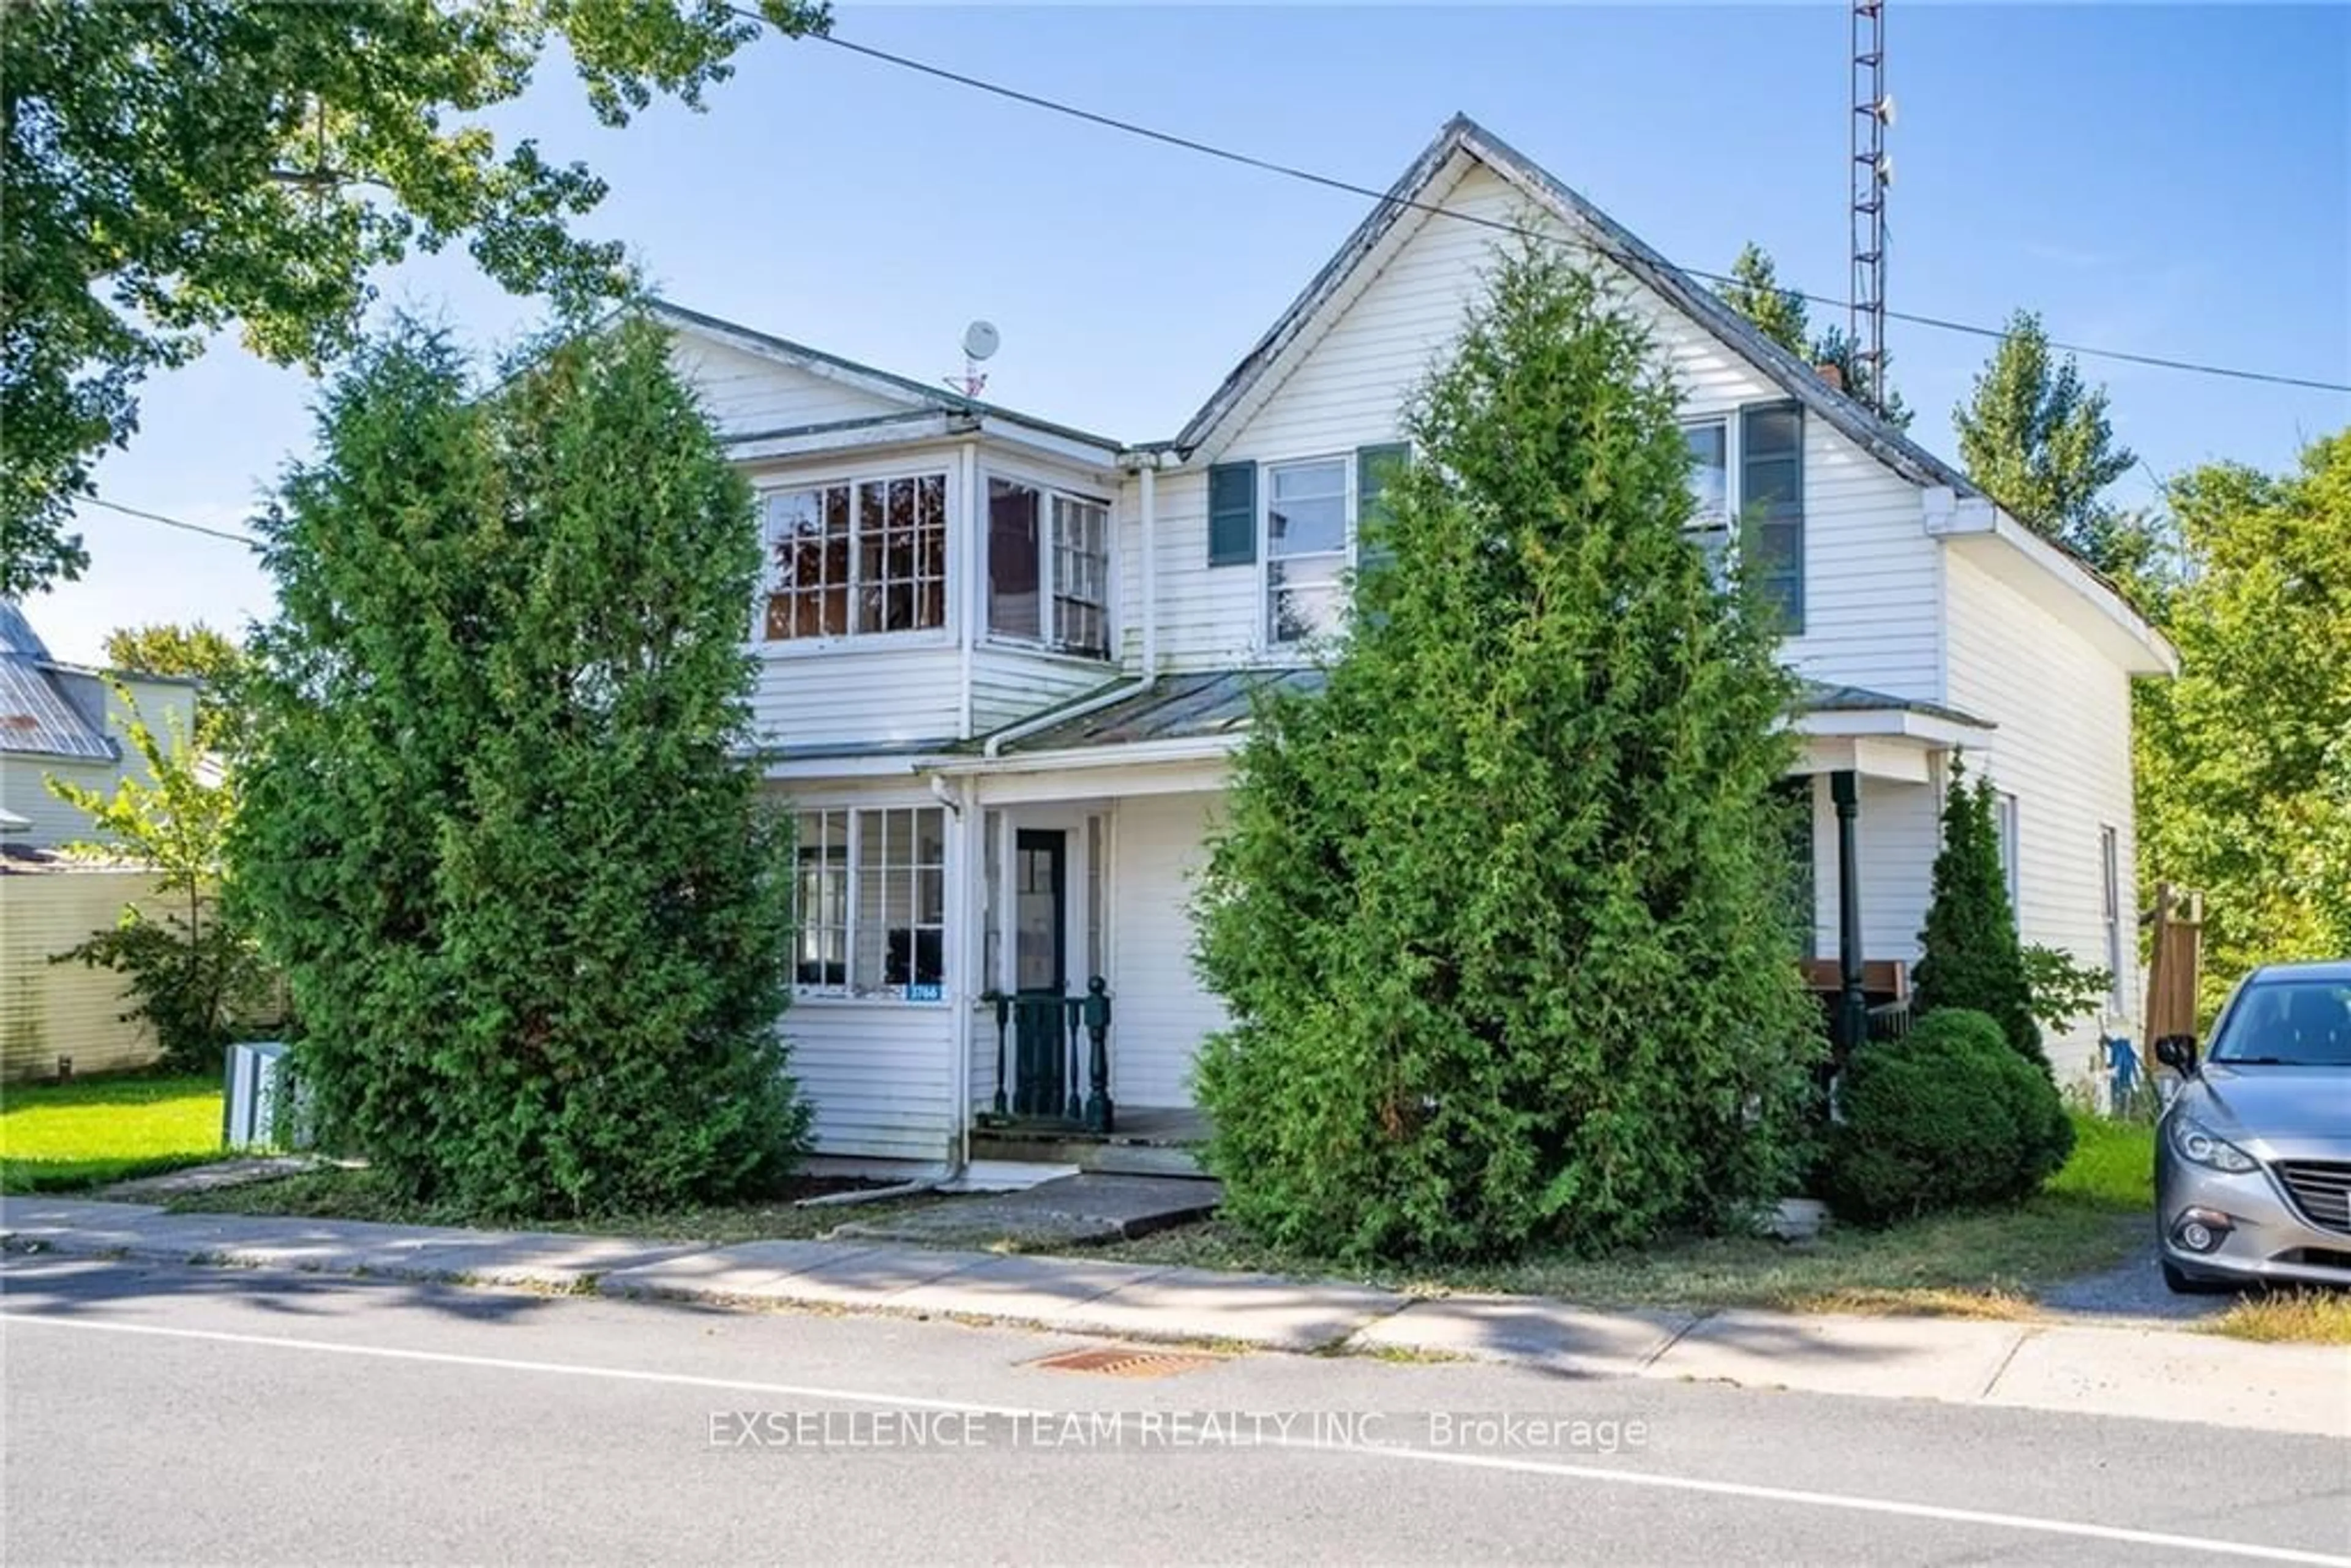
762, 473, 948, 642
1266, 457, 1349, 644
793, 806, 947, 1000
987, 477, 1111, 657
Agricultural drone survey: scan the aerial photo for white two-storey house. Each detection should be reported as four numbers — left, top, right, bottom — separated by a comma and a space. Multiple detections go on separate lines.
659, 117, 2175, 1173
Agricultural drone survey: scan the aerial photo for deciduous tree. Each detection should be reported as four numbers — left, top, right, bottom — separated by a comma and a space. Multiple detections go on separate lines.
2136, 432, 2351, 1012
1, 0, 828, 596
1954, 310, 2137, 568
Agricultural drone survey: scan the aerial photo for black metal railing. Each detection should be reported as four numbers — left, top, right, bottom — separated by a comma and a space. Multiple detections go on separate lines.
989, 977, 1113, 1133
1865, 996, 1913, 1043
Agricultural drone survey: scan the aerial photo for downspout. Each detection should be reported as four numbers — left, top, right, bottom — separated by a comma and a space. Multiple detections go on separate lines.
979, 451, 1165, 759
946, 768, 981, 1182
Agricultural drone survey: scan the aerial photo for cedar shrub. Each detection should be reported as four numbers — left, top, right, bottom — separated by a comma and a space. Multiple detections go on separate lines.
1913, 759, 2046, 1071
233, 313, 810, 1215
1191, 239, 1821, 1262
1821, 1008, 2074, 1223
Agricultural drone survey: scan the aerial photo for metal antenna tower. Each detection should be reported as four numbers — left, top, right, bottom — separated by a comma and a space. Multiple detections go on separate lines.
1849, 1, 1893, 413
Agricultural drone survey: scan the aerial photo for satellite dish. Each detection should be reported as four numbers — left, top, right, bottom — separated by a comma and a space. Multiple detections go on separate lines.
1875, 152, 1895, 187
1878, 93, 1897, 128
962, 320, 1001, 362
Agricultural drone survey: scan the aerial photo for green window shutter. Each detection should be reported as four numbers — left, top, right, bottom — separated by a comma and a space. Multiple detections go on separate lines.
1741, 403, 1805, 632
1207, 462, 1256, 567
1353, 443, 1410, 580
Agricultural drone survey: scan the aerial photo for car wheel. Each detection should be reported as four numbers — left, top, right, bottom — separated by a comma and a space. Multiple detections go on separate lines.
2161, 1259, 2237, 1295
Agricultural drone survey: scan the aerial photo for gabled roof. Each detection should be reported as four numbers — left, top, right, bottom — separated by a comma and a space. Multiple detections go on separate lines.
0, 600, 114, 762
1174, 114, 1973, 503
645, 298, 1125, 458
1169, 114, 2165, 656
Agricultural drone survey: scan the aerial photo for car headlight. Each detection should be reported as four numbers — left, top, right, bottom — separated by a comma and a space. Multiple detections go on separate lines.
2170, 1114, 2259, 1174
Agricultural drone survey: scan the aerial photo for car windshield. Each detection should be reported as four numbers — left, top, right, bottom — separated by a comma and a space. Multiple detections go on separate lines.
2208, 977, 2351, 1066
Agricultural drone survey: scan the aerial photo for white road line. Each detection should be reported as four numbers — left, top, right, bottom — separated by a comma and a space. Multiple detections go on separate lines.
6, 1311, 2345, 1567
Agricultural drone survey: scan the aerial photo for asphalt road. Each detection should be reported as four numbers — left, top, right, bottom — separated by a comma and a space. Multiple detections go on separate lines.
2, 1253, 2345, 1567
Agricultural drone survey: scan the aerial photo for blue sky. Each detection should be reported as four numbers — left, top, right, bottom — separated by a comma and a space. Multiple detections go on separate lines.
32, 2, 2349, 663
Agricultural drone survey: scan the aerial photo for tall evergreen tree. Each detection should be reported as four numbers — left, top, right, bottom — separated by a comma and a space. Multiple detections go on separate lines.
1954, 310, 2137, 568
1717, 243, 1911, 429
1719, 242, 1810, 356
234, 313, 809, 1215
1193, 238, 1821, 1262
1913, 759, 2044, 1072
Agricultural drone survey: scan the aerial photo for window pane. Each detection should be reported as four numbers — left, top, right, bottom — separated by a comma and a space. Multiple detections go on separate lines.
1049, 494, 1111, 657
1268, 459, 1348, 558
1269, 555, 1346, 643
1683, 423, 1727, 520
989, 479, 1042, 639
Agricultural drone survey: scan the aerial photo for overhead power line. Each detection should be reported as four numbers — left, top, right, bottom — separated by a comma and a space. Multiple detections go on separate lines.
82, 495, 260, 547
792, 24, 2351, 397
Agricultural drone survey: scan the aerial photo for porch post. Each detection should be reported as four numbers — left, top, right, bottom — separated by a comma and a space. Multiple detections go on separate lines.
1831, 768, 1868, 1057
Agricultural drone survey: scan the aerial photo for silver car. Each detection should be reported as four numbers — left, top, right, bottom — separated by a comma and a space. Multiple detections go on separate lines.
2154, 959, 2351, 1294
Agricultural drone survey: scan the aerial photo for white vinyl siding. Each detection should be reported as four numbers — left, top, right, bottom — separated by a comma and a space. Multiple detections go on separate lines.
1123, 158, 1941, 694
666, 336, 906, 440
1946, 546, 2141, 1081
1104, 791, 1228, 1108
1804, 771, 1944, 967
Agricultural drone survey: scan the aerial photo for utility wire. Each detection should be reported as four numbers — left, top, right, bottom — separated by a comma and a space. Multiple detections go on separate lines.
82, 494, 260, 547
795, 24, 2351, 397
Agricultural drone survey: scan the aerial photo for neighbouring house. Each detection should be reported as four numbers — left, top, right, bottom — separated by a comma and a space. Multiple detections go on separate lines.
657, 116, 2175, 1173
1, 599, 198, 851
1, 599, 205, 1081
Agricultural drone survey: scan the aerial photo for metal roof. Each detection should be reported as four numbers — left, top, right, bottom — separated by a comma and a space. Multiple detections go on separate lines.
0, 601, 115, 762
1797, 680, 1993, 732
981, 668, 1989, 758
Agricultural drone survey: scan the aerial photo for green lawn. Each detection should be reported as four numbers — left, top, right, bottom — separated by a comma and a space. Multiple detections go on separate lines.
0, 1073, 224, 1193
1090, 1112, 2158, 1318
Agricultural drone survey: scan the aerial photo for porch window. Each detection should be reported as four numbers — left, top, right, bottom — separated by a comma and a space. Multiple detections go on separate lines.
792, 806, 947, 1000
762, 473, 948, 642
986, 478, 1111, 658
1266, 457, 1349, 644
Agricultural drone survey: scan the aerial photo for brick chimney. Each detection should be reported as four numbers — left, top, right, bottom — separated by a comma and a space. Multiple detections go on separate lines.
1815, 361, 1846, 394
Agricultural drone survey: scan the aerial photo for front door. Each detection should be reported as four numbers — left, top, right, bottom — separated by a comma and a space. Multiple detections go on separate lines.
1013, 830, 1071, 1117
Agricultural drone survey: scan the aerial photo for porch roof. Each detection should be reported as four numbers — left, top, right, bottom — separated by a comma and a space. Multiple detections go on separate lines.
975, 668, 1991, 759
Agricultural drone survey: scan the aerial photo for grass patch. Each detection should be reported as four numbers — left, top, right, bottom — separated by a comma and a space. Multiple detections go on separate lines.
2202, 1290, 2351, 1346
1092, 1112, 2156, 1317
168, 1165, 948, 1244
1, 1073, 224, 1192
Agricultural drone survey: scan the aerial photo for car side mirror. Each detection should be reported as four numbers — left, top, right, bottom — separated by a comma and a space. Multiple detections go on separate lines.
2154, 1034, 2199, 1075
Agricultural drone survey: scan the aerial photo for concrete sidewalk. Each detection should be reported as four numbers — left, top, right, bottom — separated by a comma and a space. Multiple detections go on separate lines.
4, 1195, 2343, 1439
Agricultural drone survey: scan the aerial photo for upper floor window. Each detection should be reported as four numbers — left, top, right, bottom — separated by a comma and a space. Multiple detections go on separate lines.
1266, 457, 1349, 644
761, 473, 947, 642
1682, 421, 1731, 579
1677, 406, 1804, 631
988, 478, 1111, 658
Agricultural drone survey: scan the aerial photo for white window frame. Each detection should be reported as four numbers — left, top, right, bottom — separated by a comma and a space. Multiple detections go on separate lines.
1994, 789, 2021, 926
1682, 416, 1734, 579
1260, 454, 1355, 650
2101, 824, 2125, 1011
792, 806, 949, 1004
756, 468, 951, 648
982, 471, 1114, 659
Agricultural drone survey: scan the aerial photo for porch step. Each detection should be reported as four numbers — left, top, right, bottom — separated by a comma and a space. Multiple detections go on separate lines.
831, 1173, 1221, 1250
971, 1133, 1207, 1179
